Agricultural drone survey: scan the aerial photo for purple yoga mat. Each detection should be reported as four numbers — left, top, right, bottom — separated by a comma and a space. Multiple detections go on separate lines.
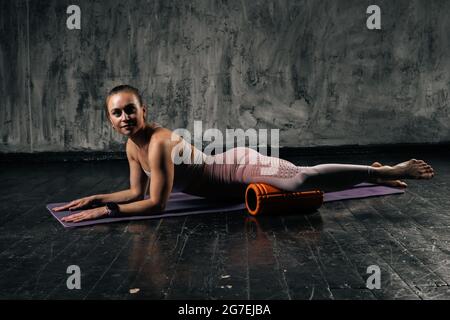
46, 183, 404, 228
323, 182, 405, 202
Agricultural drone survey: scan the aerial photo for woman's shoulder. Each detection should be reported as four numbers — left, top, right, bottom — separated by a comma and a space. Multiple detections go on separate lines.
148, 126, 185, 156
125, 137, 137, 158
150, 123, 185, 144
149, 124, 172, 142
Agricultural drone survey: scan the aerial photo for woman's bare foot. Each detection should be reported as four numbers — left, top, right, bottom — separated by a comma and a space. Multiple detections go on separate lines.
373, 159, 435, 182
370, 162, 407, 188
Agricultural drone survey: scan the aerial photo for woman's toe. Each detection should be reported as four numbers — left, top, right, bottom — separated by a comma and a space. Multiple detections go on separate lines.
380, 179, 408, 188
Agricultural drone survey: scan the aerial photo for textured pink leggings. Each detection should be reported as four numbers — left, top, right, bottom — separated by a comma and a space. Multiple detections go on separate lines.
182, 147, 376, 198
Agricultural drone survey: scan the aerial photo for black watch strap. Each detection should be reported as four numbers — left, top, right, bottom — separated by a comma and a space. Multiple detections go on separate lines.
106, 202, 121, 218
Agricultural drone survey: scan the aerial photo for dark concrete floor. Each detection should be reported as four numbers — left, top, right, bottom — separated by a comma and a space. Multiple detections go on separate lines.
1, 149, 450, 300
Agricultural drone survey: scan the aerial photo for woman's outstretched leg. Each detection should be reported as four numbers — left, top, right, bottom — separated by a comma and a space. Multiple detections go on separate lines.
370, 162, 407, 188
292, 159, 433, 192
238, 150, 435, 192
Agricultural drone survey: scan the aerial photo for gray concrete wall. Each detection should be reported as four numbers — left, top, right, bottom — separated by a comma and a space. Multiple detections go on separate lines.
1, 0, 450, 152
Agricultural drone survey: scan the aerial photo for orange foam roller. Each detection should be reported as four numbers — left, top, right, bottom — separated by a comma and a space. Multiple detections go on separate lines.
245, 183, 324, 216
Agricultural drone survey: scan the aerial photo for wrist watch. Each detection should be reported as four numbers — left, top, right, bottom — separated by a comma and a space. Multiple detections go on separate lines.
105, 202, 121, 218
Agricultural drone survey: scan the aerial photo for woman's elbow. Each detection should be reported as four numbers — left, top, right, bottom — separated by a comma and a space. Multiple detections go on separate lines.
150, 200, 166, 212
131, 190, 145, 201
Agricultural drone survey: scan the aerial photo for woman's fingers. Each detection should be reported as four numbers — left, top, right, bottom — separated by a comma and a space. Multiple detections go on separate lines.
53, 203, 72, 211
61, 207, 106, 223
53, 200, 79, 212
61, 214, 75, 222
53, 196, 96, 212
61, 212, 77, 222
71, 215, 87, 223
68, 202, 87, 211
68, 198, 95, 211
62, 212, 86, 223
54, 200, 90, 212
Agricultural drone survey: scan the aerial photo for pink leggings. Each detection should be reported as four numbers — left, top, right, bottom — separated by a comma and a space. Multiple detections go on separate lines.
182, 147, 376, 199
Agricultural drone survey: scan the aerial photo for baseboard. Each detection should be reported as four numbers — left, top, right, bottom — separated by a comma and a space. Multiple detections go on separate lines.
0, 142, 449, 163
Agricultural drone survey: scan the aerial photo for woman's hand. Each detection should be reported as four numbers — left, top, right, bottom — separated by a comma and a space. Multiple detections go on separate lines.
61, 206, 109, 223
53, 196, 98, 212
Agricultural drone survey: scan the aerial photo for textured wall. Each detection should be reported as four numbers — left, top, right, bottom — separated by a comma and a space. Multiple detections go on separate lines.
1, 0, 450, 152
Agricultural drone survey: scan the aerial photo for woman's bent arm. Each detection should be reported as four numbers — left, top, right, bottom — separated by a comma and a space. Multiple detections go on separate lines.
95, 140, 149, 204
116, 198, 165, 215
117, 138, 174, 215
93, 189, 143, 204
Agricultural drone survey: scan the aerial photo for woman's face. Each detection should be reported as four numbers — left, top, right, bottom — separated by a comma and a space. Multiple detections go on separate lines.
107, 91, 146, 136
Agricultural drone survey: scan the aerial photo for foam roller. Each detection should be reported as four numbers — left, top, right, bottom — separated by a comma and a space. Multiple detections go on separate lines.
245, 183, 324, 216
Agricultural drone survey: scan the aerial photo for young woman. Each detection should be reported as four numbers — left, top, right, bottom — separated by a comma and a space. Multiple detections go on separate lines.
54, 85, 435, 223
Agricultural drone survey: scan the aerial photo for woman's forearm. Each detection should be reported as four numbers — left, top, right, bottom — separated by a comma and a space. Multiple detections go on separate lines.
118, 199, 165, 216
94, 189, 142, 204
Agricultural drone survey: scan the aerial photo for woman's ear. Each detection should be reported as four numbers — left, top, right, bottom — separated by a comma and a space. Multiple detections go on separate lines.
142, 105, 147, 120
108, 115, 115, 128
